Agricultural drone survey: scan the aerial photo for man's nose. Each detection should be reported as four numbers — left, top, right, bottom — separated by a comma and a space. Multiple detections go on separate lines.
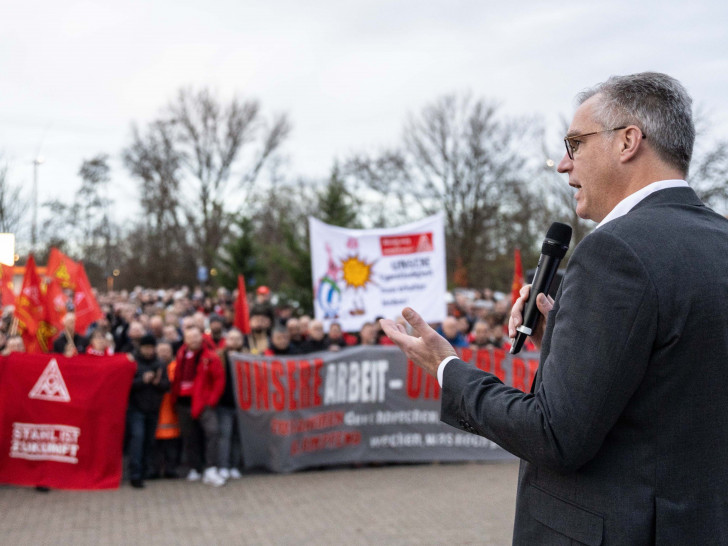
557, 152, 572, 174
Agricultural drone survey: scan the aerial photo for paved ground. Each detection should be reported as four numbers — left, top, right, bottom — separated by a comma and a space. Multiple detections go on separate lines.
0, 460, 519, 545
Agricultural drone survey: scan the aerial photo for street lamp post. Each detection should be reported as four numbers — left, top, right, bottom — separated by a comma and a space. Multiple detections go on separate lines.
108, 268, 120, 291
32, 156, 44, 250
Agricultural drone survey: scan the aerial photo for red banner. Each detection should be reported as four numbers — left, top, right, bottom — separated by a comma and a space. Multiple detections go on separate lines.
0, 353, 135, 489
379, 232, 433, 256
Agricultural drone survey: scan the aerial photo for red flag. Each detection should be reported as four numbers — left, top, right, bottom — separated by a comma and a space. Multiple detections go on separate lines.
511, 248, 524, 306
47, 248, 80, 290
453, 256, 468, 288
0, 352, 135, 489
73, 263, 103, 335
234, 274, 251, 334
39, 277, 69, 352
14, 256, 46, 353
1, 264, 15, 307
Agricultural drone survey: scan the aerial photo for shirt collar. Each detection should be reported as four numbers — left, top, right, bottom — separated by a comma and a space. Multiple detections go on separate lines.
596, 179, 689, 229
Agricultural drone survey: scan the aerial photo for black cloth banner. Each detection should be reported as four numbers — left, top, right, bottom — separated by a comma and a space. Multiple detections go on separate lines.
231, 346, 540, 473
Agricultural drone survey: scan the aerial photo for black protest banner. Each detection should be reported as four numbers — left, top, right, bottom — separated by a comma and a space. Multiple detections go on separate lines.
231, 346, 539, 472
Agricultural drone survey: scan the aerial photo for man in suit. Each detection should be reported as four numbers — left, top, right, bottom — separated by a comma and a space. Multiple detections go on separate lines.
381, 72, 728, 544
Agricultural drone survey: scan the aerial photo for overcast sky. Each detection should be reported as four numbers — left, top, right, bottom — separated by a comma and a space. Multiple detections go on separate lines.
2, 0, 727, 241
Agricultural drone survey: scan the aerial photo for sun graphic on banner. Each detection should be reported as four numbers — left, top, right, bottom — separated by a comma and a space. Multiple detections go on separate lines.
341, 255, 374, 290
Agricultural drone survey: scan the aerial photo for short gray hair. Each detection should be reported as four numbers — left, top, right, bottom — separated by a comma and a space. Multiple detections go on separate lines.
577, 72, 695, 175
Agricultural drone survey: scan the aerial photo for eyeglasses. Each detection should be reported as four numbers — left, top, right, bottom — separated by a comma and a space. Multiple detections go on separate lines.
563, 126, 629, 160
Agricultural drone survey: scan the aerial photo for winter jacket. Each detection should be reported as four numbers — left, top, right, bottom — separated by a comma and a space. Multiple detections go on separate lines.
129, 352, 170, 413
172, 345, 225, 419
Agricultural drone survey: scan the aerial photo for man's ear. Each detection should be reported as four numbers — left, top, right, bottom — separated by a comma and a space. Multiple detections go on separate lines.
619, 125, 645, 163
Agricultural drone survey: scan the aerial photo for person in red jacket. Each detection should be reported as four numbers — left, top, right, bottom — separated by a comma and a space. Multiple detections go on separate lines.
170, 325, 226, 486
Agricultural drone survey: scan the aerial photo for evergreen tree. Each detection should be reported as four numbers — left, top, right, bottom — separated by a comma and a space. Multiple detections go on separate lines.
216, 215, 267, 291
317, 163, 361, 228
269, 216, 312, 315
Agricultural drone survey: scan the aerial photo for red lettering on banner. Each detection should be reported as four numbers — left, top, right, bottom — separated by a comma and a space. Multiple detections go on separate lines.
493, 350, 506, 382
405, 360, 440, 400
406, 360, 421, 399
236, 361, 252, 410
457, 348, 537, 391
287, 360, 298, 410
475, 350, 491, 373
512, 358, 526, 391
271, 361, 285, 411
271, 412, 345, 436
270, 419, 290, 435
424, 374, 440, 399
460, 348, 473, 363
290, 430, 362, 455
527, 359, 539, 391
254, 362, 269, 410
237, 357, 326, 411
299, 360, 311, 408
313, 359, 323, 406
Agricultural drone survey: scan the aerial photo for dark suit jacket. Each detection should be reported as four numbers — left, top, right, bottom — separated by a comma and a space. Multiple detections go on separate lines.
441, 188, 728, 544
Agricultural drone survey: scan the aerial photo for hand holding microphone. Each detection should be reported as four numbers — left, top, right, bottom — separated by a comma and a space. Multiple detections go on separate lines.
509, 222, 572, 355
509, 285, 554, 351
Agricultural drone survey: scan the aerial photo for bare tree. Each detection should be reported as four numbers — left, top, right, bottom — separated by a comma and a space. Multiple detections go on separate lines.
76, 155, 114, 275
121, 121, 197, 286
689, 140, 728, 215
0, 159, 28, 236
252, 178, 316, 307
124, 124, 188, 235
123, 87, 291, 273
36, 154, 124, 286
347, 93, 544, 289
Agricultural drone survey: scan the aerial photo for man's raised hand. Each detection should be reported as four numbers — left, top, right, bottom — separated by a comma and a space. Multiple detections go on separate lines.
380, 307, 457, 377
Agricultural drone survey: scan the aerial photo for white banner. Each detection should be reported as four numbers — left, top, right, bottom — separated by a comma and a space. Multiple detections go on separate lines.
309, 214, 446, 332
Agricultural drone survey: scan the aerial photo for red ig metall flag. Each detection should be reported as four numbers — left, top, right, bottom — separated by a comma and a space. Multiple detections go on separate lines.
14, 255, 45, 353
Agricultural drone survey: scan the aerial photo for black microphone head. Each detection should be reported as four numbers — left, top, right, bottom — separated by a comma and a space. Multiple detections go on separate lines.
542, 222, 572, 258
546, 222, 572, 245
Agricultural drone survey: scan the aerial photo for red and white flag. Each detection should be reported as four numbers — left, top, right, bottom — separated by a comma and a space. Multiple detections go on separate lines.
14, 256, 46, 353
73, 263, 103, 335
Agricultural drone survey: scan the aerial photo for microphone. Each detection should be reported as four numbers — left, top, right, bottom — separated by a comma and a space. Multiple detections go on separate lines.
510, 222, 572, 355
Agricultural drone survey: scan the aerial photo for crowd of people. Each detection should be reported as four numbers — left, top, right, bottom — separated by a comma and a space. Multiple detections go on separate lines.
0, 283, 517, 489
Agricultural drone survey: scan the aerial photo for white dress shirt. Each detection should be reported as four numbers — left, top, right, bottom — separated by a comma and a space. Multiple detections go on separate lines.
436, 179, 689, 387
